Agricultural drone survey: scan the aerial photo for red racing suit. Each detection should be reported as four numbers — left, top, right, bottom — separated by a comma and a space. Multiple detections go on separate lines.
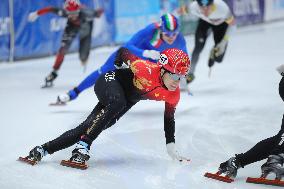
42, 48, 181, 154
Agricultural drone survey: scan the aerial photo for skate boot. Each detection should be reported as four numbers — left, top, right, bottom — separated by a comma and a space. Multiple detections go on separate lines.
204, 156, 242, 183
261, 154, 284, 179
19, 146, 46, 165
61, 141, 90, 170
246, 154, 284, 186
29, 146, 46, 162
42, 70, 58, 88
207, 48, 216, 77
218, 156, 242, 179
71, 141, 90, 163
208, 48, 216, 68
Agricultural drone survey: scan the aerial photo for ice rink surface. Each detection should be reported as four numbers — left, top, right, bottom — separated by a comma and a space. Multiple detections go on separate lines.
0, 21, 284, 189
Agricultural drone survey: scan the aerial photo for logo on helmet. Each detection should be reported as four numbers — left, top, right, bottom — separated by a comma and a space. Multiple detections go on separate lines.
160, 13, 179, 37
159, 54, 168, 65
159, 48, 190, 75
178, 66, 189, 75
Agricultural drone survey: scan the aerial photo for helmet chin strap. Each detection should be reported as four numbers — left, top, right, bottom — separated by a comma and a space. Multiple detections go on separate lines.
160, 68, 169, 90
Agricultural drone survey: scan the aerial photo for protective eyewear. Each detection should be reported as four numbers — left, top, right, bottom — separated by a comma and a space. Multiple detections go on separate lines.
67, 10, 80, 16
162, 31, 179, 38
168, 72, 184, 81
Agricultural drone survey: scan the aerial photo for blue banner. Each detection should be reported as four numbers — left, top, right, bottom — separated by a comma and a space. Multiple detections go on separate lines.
0, 0, 10, 61
226, 0, 265, 26
114, 0, 161, 43
13, 0, 114, 60
91, 0, 115, 47
274, 0, 284, 8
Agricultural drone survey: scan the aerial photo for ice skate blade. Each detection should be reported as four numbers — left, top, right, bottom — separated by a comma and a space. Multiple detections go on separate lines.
246, 177, 284, 187
61, 160, 88, 170
41, 83, 53, 89
18, 157, 37, 166
49, 102, 66, 106
204, 172, 234, 183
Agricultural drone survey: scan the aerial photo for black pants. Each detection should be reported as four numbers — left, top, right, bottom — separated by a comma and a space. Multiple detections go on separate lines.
53, 22, 92, 70
189, 19, 228, 74
43, 71, 136, 154
236, 115, 284, 167
78, 22, 93, 63
237, 77, 284, 167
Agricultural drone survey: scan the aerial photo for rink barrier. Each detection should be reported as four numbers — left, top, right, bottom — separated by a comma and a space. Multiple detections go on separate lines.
1, 0, 284, 62
1, 0, 114, 62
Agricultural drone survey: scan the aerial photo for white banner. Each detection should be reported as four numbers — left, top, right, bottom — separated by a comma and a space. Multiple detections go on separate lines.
265, 0, 284, 21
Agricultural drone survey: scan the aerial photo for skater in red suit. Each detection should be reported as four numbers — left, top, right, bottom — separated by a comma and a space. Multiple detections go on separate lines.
214, 64, 284, 182
20, 47, 191, 168
28, 0, 103, 88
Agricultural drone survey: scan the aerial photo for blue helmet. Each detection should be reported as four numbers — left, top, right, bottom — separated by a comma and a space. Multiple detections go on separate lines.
160, 13, 179, 37
196, 0, 213, 6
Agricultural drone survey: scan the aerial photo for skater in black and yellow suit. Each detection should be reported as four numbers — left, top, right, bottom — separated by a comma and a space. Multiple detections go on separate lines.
216, 64, 284, 180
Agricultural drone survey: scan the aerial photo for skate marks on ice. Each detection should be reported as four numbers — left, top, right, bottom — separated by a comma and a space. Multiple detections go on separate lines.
48, 109, 89, 115
188, 84, 236, 97
92, 136, 191, 180
127, 104, 200, 119
95, 154, 190, 189
183, 128, 250, 184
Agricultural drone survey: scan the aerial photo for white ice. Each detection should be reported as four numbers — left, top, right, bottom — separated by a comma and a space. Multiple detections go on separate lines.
0, 21, 284, 189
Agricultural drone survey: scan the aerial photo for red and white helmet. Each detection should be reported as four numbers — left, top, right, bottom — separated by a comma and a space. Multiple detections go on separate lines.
158, 48, 190, 75
64, 0, 81, 13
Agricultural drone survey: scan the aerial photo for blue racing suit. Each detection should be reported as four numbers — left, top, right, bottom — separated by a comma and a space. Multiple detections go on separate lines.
68, 22, 188, 100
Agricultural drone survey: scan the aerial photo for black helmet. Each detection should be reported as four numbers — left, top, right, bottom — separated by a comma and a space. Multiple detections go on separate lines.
196, 0, 213, 6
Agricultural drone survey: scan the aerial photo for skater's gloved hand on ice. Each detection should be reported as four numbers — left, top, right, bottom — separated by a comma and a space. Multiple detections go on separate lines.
57, 87, 80, 103
276, 64, 284, 76
214, 37, 228, 57
28, 12, 39, 22
57, 93, 71, 104
143, 50, 160, 60
166, 142, 189, 163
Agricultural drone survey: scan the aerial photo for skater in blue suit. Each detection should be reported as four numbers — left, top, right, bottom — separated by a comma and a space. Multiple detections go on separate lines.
55, 13, 188, 104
